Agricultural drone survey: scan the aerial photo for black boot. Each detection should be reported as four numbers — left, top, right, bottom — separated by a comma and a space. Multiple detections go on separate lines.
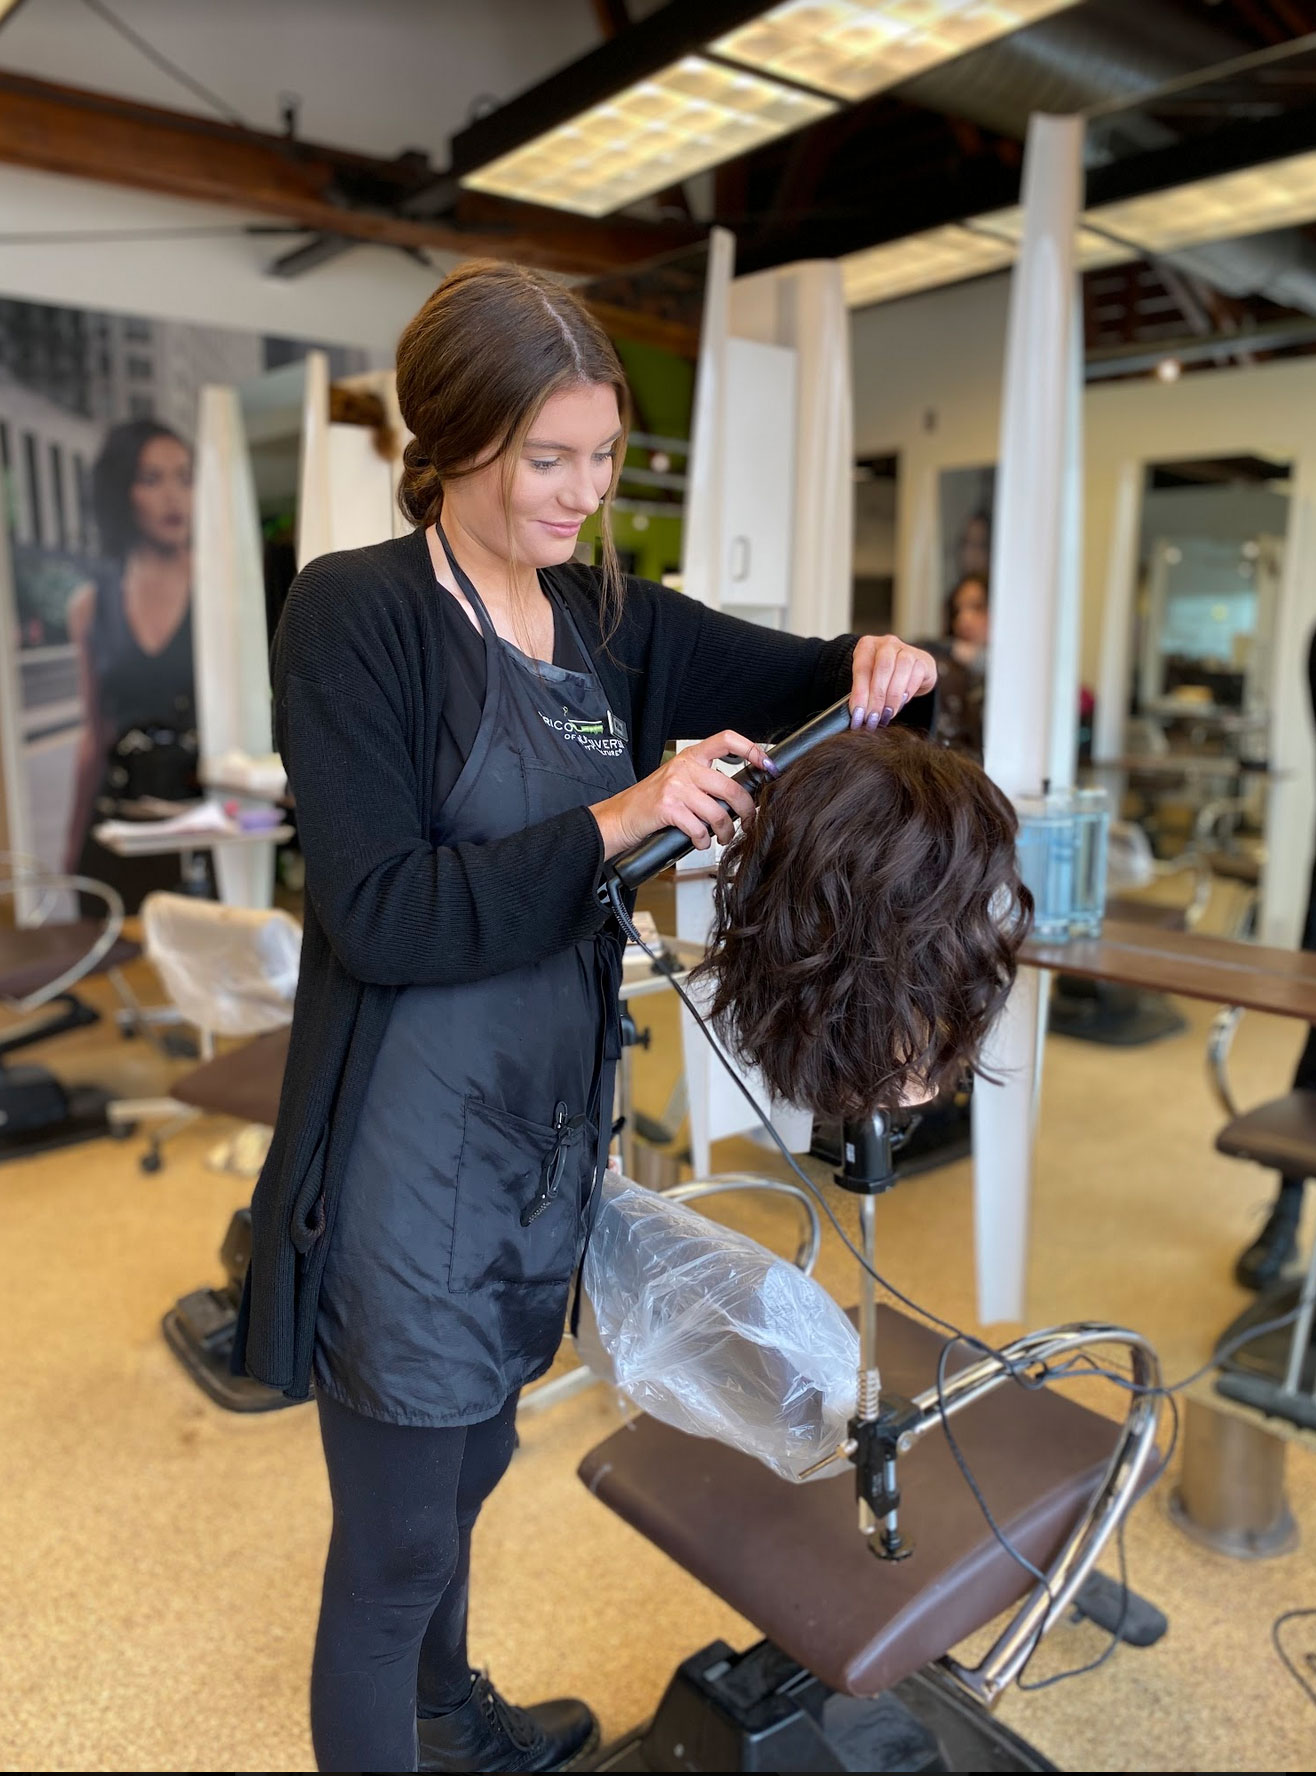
417, 1673, 599, 1774
1235, 1179, 1305, 1291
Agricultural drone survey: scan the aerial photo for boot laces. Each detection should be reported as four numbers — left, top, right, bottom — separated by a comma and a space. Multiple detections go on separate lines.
477, 1674, 540, 1754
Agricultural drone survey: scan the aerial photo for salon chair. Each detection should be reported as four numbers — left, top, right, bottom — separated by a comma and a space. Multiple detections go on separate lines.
577, 1117, 1164, 1773
1211, 1089, 1316, 1431
110, 893, 300, 1410
157, 1022, 293, 1411
0, 859, 147, 1161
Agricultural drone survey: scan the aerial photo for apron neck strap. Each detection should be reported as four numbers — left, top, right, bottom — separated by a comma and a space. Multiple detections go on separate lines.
435, 520, 500, 641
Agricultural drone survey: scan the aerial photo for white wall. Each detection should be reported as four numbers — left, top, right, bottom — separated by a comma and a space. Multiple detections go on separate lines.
0, 0, 602, 162
848, 272, 1316, 946
0, 166, 449, 357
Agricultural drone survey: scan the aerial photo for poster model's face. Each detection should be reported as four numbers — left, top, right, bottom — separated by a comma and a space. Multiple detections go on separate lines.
130, 435, 193, 553
448, 381, 622, 569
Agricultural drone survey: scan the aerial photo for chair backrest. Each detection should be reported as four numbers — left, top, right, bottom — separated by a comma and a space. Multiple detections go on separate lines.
141, 892, 301, 1039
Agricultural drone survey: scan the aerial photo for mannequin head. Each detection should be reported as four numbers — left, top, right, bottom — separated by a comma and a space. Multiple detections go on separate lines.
697, 728, 1032, 1118
395, 260, 631, 624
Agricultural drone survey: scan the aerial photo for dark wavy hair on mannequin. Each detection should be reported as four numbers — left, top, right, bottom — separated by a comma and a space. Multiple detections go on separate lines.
695, 728, 1033, 1118
394, 259, 631, 635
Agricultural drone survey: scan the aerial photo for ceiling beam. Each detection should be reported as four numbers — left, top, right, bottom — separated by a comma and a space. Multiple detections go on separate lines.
580, 299, 698, 357
0, 70, 696, 276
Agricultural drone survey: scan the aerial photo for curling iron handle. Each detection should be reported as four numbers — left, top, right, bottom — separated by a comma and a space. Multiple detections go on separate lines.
604, 696, 856, 896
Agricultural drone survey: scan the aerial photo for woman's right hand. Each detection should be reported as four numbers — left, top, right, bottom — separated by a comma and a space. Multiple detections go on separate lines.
589, 730, 775, 862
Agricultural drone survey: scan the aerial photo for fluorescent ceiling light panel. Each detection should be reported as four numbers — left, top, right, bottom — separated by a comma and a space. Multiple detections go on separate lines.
713, 0, 1079, 103
840, 224, 1015, 306
459, 54, 835, 218
841, 211, 1135, 309
1088, 150, 1316, 253
975, 208, 1135, 270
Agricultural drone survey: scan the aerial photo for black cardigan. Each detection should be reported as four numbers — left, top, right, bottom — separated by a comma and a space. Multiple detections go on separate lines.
237, 528, 857, 1397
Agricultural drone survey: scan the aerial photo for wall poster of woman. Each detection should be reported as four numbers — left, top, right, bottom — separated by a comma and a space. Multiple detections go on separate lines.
0, 296, 368, 918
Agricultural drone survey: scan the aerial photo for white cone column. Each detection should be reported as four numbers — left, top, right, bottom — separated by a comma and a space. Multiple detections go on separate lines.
193, 384, 276, 908
972, 114, 1085, 1323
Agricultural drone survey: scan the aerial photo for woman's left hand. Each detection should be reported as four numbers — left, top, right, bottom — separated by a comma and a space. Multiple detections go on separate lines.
848, 634, 938, 730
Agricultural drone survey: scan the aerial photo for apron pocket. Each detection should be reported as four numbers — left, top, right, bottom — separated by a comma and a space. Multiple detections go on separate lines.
449, 1095, 594, 1292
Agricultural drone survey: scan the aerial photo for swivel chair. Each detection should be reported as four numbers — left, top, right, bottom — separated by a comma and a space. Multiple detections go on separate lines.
107, 892, 300, 1411
0, 855, 146, 1161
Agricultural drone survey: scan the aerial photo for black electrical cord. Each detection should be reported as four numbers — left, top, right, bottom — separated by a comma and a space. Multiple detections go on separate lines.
1272, 1609, 1316, 1709
607, 877, 1315, 1689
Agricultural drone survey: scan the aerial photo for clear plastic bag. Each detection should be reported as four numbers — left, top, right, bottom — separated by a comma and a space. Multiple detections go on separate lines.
576, 1173, 858, 1483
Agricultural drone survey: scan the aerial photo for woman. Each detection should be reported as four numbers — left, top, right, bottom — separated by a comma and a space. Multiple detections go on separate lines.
63, 419, 199, 910
920, 574, 988, 759
234, 260, 935, 1775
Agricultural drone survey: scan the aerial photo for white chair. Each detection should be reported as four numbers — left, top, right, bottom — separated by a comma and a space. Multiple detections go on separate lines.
107, 892, 301, 1173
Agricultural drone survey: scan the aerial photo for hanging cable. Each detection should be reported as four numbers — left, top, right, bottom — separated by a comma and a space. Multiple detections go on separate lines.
78, 0, 251, 128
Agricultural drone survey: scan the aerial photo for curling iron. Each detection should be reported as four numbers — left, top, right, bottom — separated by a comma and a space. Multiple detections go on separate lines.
600, 688, 936, 901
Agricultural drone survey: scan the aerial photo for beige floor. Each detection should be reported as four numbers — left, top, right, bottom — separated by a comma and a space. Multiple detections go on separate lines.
3, 941, 1316, 1772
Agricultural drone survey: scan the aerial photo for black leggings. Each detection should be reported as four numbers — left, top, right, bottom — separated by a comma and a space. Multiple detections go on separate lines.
311, 1388, 520, 1774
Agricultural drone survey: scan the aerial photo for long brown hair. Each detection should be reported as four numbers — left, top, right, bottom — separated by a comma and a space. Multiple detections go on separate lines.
395, 260, 631, 635
695, 728, 1033, 1119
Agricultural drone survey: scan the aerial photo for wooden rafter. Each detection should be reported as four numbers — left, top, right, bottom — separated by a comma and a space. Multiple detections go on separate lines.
0, 70, 696, 276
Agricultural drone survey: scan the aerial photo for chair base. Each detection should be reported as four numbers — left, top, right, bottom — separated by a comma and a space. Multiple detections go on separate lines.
1048, 980, 1186, 1048
162, 1294, 295, 1414
1216, 1279, 1316, 1409
0, 1078, 125, 1164
585, 1641, 1056, 1774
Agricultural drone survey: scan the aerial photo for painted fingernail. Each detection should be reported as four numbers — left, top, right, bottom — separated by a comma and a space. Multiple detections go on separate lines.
880, 707, 895, 726
851, 705, 866, 730
866, 711, 881, 731
763, 756, 780, 777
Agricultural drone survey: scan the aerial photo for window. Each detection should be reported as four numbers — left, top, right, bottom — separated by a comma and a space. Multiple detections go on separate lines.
49, 442, 67, 552
126, 355, 154, 380
73, 453, 91, 551
129, 394, 155, 419
123, 318, 153, 343
22, 432, 42, 545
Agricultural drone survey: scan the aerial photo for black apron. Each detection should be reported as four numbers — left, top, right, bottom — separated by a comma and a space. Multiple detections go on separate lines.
313, 533, 635, 1425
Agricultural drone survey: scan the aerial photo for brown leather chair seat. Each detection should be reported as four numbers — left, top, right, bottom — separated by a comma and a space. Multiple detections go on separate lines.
1208, 850, 1261, 886
171, 1024, 290, 1126
0, 921, 141, 1002
1215, 1090, 1316, 1178
578, 1304, 1121, 1698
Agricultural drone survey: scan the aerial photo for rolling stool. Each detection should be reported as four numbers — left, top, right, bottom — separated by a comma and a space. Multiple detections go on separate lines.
1171, 1089, 1316, 1558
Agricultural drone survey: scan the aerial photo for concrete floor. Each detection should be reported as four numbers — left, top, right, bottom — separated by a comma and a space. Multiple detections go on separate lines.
3, 928, 1316, 1772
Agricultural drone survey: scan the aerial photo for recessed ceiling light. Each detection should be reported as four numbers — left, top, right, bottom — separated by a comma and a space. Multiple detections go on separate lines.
459, 54, 835, 217
1155, 357, 1182, 383
713, 0, 1079, 103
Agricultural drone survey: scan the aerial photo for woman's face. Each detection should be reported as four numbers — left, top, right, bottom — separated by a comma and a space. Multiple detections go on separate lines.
447, 382, 621, 568
130, 435, 193, 552
951, 578, 989, 649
